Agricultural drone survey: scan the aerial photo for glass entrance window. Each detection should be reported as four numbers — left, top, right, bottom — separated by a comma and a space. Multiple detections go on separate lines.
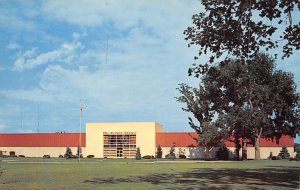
103, 134, 136, 158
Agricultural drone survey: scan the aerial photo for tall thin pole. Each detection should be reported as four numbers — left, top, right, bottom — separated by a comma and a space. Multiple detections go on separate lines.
37, 103, 40, 133
79, 100, 83, 162
20, 105, 23, 133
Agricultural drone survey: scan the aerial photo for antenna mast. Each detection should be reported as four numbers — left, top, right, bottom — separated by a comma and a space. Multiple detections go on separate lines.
37, 103, 40, 133
79, 100, 83, 162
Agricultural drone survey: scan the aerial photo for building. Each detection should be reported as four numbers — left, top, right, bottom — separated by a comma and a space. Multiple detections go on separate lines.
0, 122, 294, 159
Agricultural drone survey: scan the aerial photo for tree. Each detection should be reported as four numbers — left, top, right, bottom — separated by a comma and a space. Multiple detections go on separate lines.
178, 54, 299, 160
77, 145, 82, 158
156, 145, 163, 159
278, 147, 290, 159
135, 147, 141, 160
184, 0, 300, 77
64, 147, 73, 159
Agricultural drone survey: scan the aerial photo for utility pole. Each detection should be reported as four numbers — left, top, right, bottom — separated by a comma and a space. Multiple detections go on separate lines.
79, 100, 83, 162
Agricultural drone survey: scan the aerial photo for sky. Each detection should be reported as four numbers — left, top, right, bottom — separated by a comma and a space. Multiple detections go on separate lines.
0, 1, 299, 142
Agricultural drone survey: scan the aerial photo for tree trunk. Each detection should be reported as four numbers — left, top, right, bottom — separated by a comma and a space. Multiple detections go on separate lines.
205, 147, 209, 160
254, 137, 260, 160
242, 138, 247, 160
255, 128, 263, 160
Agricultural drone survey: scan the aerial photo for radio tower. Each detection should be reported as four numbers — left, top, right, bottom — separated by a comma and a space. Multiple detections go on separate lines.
79, 100, 83, 162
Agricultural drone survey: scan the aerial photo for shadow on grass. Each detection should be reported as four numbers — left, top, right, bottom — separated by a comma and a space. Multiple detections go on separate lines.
82, 167, 300, 189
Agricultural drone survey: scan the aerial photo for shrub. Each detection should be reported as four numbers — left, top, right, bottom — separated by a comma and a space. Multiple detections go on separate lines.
271, 156, 282, 160
267, 152, 273, 160
156, 145, 163, 159
278, 147, 290, 159
87, 155, 95, 158
165, 154, 176, 160
216, 146, 229, 160
9, 151, 15, 156
179, 154, 186, 159
142, 155, 154, 159
18, 155, 25, 158
43, 155, 50, 159
295, 150, 300, 161
59, 155, 64, 158
135, 147, 141, 160
64, 147, 73, 159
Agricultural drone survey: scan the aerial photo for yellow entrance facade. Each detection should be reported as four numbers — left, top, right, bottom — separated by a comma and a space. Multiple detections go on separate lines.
85, 122, 163, 158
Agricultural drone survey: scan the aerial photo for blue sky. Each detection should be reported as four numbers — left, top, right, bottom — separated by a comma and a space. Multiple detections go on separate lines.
0, 1, 299, 143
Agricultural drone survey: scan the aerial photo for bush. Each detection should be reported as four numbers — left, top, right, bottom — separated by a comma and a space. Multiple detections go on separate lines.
271, 156, 282, 160
156, 145, 163, 159
64, 147, 73, 159
18, 155, 25, 158
179, 154, 186, 159
59, 155, 64, 158
9, 155, 17, 157
43, 155, 50, 159
9, 151, 16, 156
278, 147, 290, 159
87, 155, 95, 158
165, 154, 176, 159
142, 155, 154, 159
135, 147, 141, 160
1, 155, 8, 158
295, 151, 300, 161
216, 146, 229, 160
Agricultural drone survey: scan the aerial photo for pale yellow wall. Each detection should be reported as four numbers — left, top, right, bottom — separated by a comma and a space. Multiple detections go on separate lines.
86, 122, 163, 158
0, 147, 86, 157
245, 147, 294, 159
161, 146, 294, 160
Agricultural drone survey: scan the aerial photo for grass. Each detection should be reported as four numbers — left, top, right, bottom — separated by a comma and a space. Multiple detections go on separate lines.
0, 157, 299, 190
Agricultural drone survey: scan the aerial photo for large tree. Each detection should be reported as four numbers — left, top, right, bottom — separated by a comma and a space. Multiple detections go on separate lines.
184, 0, 300, 76
178, 54, 299, 160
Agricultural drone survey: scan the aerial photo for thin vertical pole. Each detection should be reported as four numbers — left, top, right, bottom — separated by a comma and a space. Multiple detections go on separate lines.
79, 100, 83, 162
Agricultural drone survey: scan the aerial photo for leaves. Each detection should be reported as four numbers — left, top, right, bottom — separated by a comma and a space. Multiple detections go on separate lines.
184, 0, 300, 74
177, 54, 299, 149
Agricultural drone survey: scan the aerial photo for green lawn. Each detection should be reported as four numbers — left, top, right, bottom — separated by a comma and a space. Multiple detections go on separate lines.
0, 158, 299, 190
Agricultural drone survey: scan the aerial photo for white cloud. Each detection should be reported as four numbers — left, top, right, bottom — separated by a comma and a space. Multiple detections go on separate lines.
12, 34, 84, 71
6, 42, 21, 50
0, 124, 5, 131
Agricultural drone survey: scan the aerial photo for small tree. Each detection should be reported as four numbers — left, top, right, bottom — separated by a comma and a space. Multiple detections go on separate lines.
77, 145, 82, 158
156, 145, 163, 159
64, 147, 73, 159
135, 147, 141, 160
278, 147, 290, 159
295, 149, 300, 161
169, 145, 175, 157
215, 145, 229, 161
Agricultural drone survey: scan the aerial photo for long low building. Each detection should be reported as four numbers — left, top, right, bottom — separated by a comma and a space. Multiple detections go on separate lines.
0, 122, 294, 159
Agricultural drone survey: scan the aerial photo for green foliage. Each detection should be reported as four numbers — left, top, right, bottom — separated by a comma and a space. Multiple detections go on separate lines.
64, 147, 73, 159
179, 155, 186, 159
177, 54, 299, 160
77, 145, 82, 158
184, 0, 300, 76
43, 155, 50, 159
271, 156, 282, 160
135, 147, 141, 160
165, 154, 176, 160
18, 155, 25, 158
169, 145, 175, 156
156, 145, 163, 159
216, 145, 229, 160
278, 147, 290, 159
87, 155, 94, 158
295, 151, 300, 161
59, 155, 64, 158
142, 155, 154, 159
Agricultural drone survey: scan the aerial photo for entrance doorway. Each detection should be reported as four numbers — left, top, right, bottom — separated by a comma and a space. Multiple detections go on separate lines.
117, 148, 123, 157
